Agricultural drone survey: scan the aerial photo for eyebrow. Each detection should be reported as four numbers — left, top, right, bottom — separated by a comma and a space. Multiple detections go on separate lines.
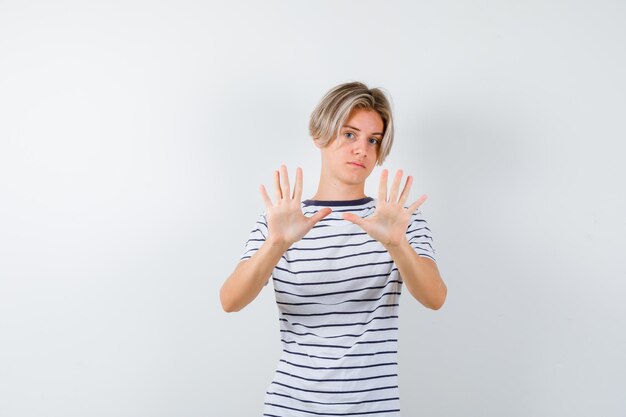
342, 125, 384, 136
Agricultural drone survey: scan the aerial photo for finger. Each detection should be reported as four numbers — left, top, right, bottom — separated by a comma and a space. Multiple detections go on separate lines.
389, 169, 403, 203
398, 175, 413, 207
259, 184, 273, 207
342, 212, 366, 228
309, 207, 332, 226
378, 169, 388, 203
408, 194, 428, 213
292, 167, 303, 201
280, 164, 291, 201
273, 170, 282, 201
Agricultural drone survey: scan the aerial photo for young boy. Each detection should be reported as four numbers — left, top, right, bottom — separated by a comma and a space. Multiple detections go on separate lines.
220, 81, 447, 416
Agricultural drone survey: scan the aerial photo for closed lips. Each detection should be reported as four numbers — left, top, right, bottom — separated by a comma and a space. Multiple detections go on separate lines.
348, 162, 365, 168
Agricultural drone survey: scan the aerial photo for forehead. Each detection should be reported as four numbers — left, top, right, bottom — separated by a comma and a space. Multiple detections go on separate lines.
343, 108, 384, 132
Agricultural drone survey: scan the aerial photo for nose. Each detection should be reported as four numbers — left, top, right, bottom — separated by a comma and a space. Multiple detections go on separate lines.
352, 137, 368, 157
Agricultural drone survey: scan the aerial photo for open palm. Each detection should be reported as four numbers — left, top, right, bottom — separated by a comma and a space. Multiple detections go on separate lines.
342, 169, 427, 248
260, 165, 332, 247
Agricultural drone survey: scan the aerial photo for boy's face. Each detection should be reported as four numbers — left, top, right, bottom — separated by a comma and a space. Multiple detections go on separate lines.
317, 108, 384, 187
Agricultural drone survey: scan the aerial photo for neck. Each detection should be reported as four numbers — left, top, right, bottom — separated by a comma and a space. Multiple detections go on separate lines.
310, 174, 367, 201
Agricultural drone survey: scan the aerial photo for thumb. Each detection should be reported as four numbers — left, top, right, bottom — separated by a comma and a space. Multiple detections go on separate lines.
308, 207, 332, 226
342, 212, 366, 228
408, 194, 428, 213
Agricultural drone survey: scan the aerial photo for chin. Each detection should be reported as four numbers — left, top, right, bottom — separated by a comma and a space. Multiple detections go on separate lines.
343, 172, 371, 185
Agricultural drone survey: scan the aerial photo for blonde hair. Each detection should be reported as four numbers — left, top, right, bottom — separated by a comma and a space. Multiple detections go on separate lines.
309, 81, 394, 165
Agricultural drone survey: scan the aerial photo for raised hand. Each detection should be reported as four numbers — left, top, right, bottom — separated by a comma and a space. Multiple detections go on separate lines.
260, 165, 332, 248
342, 169, 427, 248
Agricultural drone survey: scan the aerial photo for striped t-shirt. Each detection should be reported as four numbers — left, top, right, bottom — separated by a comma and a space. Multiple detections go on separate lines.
240, 197, 436, 417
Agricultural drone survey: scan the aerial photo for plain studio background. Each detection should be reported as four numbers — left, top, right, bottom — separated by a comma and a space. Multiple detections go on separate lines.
1, 1, 625, 416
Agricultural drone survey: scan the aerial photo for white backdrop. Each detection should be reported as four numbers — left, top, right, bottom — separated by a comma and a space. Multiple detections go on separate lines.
1, 1, 625, 416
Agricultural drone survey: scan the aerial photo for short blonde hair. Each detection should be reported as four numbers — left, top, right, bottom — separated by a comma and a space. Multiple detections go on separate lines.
309, 81, 394, 165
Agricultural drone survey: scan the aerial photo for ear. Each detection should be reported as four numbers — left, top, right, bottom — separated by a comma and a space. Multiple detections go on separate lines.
312, 137, 323, 149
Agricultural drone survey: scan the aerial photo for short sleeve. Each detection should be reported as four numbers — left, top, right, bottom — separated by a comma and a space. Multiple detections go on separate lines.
406, 209, 437, 263
239, 212, 269, 261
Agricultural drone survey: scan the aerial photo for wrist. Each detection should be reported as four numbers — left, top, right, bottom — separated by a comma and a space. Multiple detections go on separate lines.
267, 236, 291, 251
383, 237, 410, 252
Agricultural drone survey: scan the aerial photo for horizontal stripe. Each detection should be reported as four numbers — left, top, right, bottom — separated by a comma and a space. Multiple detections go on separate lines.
300, 231, 368, 241
406, 226, 432, 235
282, 349, 397, 360
275, 280, 401, 299
303, 205, 374, 214
302, 197, 373, 207
280, 315, 399, 329
409, 241, 435, 252
286, 239, 375, 252
264, 402, 400, 416
281, 339, 351, 350
279, 359, 397, 371
274, 260, 394, 276
249, 227, 267, 237
276, 369, 397, 382
281, 250, 389, 264
280, 327, 398, 340
270, 381, 398, 395
407, 234, 433, 243
276, 291, 401, 306
281, 303, 398, 317
273, 270, 395, 287
280, 338, 397, 350
357, 339, 398, 345
266, 391, 399, 406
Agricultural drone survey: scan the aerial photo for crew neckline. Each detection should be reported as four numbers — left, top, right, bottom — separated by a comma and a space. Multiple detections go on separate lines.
302, 197, 374, 207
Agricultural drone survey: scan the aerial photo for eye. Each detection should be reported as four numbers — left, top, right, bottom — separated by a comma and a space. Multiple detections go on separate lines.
369, 138, 381, 145
344, 132, 355, 139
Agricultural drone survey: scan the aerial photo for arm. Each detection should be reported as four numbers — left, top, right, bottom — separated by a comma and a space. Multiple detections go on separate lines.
385, 241, 447, 310
220, 238, 290, 312
343, 169, 447, 310
220, 165, 331, 313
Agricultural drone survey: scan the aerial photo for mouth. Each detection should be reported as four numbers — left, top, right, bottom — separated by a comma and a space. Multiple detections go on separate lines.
348, 162, 366, 169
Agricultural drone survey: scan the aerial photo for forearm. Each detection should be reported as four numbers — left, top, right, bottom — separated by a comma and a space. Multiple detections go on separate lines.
220, 238, 289, 312
385, 239, 447, 310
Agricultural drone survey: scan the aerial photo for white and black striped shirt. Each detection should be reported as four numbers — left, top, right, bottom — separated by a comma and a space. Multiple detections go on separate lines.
240, 197, 436, 416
